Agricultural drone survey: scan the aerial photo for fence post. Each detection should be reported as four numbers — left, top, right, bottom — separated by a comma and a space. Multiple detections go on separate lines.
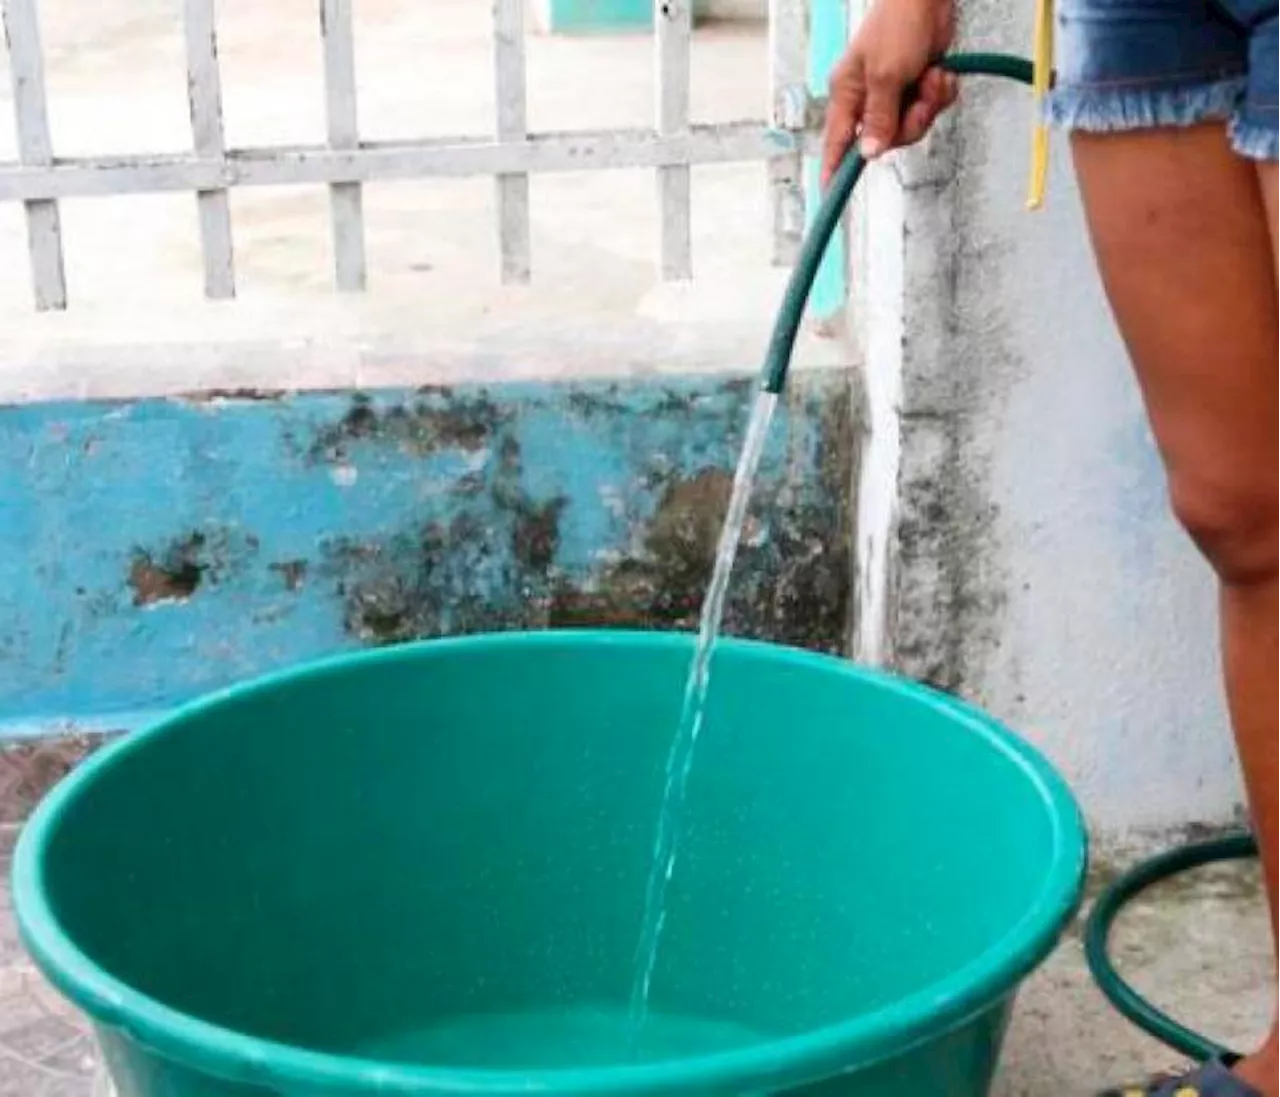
655, 0, 692, 280
0, 6, 823, 307
493, 0, 531, 283
2, 0, 67, 310
321, 0, 367, 291
184, 0, 236, 299
767, 0, 807, 267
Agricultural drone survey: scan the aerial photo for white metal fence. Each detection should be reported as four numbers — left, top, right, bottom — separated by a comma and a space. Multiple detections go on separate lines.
1, 0, 816, 311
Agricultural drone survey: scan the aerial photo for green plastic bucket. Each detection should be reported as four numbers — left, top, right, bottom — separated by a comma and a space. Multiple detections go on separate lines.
13, 630, 1085, 1095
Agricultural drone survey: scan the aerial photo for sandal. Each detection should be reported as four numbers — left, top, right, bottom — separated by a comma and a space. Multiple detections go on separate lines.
1100, 1056, 1263, 1096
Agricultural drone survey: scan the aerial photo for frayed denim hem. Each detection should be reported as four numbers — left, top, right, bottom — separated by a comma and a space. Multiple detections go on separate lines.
1044, 76, 1246, 133
1229, 116, 1279, 161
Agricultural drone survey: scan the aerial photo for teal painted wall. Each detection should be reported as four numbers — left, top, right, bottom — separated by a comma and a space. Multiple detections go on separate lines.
0, 372, 856, 738
534, 1, 768, 34
537, 0, 654, 32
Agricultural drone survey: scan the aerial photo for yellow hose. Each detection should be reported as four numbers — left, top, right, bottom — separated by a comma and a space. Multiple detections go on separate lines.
1027, 0, 1054, 209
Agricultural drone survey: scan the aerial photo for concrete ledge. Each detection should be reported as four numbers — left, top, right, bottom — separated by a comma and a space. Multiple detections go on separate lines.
0, 370, 857, 739
0, 306, 851, 406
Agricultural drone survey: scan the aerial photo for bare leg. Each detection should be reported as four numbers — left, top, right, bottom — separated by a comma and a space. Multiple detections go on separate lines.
1260, 162, 1278, 262
1072, 125, 1278, 1092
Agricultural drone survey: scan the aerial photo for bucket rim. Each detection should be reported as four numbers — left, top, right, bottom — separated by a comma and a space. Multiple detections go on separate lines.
13, 628, 1087, 1095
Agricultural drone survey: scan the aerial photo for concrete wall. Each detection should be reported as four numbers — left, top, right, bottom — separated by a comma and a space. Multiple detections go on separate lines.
861, 5, 1243, 839
0, 6, 865, 763
0, 373, 856, 737
0, 0, 1245, 842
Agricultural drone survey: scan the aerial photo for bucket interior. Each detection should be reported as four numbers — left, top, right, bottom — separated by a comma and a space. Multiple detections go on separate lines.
30, 634, 1078, 1073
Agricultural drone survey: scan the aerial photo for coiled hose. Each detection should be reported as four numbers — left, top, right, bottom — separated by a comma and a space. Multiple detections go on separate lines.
1084, 832, 1260, 1062
762, 48, 1262, 1061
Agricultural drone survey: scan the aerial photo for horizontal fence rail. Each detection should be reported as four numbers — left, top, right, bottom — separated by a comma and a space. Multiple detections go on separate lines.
1, 0, 818, 310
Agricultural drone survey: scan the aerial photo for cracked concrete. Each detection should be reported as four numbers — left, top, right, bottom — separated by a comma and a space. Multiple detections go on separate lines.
0, 827, 1270, 1095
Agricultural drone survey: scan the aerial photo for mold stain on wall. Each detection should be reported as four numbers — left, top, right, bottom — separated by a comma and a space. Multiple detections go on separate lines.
127, 527, 262, 607
128, 533, 208, 606
308, 388, 508, 463
315, 378, 857, 654
887, 100, 1011, 699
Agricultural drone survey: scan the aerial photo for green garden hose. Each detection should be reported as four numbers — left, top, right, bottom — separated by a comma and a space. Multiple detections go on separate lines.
761, 48, 1263, 1061
759, 52, 1033, 395
1085, 832, 1260, 1062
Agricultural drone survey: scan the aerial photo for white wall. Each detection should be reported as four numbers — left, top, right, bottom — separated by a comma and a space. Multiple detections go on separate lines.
696, 0, 768, 19
971, 127, 1240, 836
861, 5, 1244, 839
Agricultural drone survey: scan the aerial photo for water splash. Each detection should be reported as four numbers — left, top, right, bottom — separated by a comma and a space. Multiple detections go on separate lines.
629, 390, 779, 1029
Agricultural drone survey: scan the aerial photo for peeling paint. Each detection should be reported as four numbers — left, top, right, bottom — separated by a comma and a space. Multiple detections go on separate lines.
128, 533, 207, 605
126, 527, 260, 608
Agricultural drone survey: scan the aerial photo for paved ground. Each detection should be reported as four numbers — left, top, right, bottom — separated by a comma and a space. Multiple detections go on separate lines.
0, 831, 105, 1097
996, 858, 1272, 1094
0, 825, 1270, 1096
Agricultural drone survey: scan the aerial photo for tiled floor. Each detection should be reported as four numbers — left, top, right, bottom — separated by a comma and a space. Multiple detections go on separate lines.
0, 832, 106, 1097
0, 824, 1271, 1096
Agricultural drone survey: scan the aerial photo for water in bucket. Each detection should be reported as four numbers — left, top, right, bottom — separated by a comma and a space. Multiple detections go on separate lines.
357, 1005, 760, 1068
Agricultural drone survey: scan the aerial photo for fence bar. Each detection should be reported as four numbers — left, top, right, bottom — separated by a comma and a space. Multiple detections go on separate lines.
767, 0, 807, 265
321, 0, 366, 291
493, 0, 530, 283
2, 0, 66, 310
655, 0, 692, 279
0, 125, 804, 201
183, 0, 235, 298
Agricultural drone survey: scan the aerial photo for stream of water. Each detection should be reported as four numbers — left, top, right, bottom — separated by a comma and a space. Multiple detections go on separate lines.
628, 389, 779, 1030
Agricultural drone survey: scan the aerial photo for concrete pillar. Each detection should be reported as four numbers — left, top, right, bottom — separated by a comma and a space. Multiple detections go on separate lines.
870, 0, 1242, 840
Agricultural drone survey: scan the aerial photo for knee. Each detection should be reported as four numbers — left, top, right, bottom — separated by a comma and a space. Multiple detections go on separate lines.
1169, 476, 1278, 587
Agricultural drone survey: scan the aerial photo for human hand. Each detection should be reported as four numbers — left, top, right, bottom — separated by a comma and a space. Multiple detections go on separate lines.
820, 0, 958, 185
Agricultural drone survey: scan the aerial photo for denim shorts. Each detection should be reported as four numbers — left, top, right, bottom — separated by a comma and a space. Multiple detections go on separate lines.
1047, 0, 1279, 160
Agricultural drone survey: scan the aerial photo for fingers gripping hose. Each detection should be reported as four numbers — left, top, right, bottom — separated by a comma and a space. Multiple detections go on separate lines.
763, 49, 1262, 1062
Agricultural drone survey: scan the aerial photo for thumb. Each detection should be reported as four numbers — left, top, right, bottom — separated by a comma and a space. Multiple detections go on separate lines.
859, 72, 902, 159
